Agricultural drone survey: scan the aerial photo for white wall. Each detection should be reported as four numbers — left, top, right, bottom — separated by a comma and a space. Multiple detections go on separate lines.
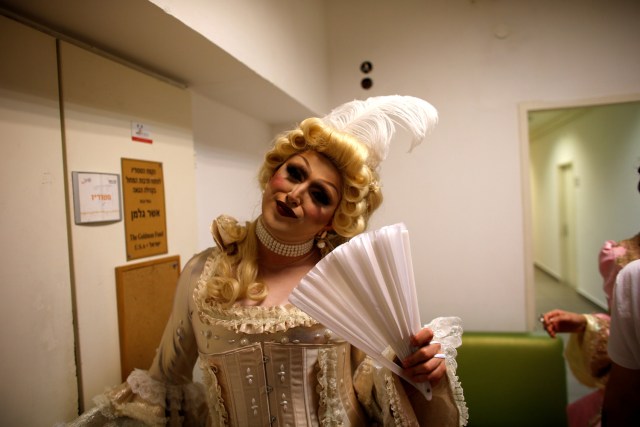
191, 92, 271, 250
0, 16, 78, 425
60, 41, 198, 407
324, 0, 640, 330
3, 2, 640, 421
150, 0, 330, 115
531, 102, 640, 308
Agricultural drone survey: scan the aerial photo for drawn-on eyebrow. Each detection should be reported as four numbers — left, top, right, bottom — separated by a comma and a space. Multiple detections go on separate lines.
297, 155, 340, 195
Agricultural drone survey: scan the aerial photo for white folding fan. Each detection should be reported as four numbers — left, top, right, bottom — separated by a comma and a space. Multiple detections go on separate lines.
289, 223, 434, 400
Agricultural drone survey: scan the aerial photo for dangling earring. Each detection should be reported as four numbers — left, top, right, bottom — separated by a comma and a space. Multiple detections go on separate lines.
316, 230, 328, 249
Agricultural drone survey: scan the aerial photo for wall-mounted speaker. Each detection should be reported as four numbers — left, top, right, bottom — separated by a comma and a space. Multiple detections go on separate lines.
360, 61, 373, 89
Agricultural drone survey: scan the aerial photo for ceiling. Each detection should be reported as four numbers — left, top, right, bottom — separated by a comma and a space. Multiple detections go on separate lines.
528, 107, 592, 140
0, 0, 315, 124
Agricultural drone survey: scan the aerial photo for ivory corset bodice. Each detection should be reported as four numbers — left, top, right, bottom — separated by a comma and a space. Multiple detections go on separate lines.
193, 302, 367, 427
76, 224, 466, 427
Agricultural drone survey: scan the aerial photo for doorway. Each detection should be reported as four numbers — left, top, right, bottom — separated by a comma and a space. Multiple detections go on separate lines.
521, 94, 640, 329
558, 162, 577, 288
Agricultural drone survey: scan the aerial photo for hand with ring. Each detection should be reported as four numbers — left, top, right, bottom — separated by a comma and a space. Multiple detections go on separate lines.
401, 327, 447, 385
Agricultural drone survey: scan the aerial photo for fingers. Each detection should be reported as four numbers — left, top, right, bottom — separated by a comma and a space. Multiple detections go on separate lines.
541, 310, 586, 336
410, 358, 446, 385
402, 329, 446, 385
410, 327, 435, 347
402, 339, 440, 366
542, 310, 567, 336
402, 347, 446, 385
540, 312, 558, 338
543, 309, 566, 318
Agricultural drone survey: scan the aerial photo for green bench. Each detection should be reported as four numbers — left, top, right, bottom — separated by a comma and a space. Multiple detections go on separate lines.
456, 332, 568, 427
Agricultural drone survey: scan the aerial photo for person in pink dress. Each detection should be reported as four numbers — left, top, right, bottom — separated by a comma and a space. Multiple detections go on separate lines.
542, 233, 640, 427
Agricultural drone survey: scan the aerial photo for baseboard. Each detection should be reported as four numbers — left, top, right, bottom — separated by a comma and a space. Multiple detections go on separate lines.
533, 262, 561, 281
576, 289, 608, 311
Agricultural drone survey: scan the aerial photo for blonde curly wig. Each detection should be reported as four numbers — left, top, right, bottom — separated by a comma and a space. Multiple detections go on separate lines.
203, 118, 383, 306
258, 117, 383, 238
203, 219, 267, 307
202, 96, 437, 306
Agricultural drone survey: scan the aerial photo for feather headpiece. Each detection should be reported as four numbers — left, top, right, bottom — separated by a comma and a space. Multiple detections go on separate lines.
321, 95, 438, 170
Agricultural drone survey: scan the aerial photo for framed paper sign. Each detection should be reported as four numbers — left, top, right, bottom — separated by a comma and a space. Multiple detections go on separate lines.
72, 172, 122, 224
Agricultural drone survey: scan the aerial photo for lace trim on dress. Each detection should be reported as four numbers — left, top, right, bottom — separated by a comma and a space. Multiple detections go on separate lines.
89, 369, 208, 427
194, 249, 318, 334
354, 356, 417, 426
425, 317, 469, 427
586, 314, 612, 381
92, 371, 167, 427
200, 358, 229, 427
317, 347, 344, 426
127, 369, 165, 406
579, 314, 612, 389
566, 314, 612, 389
384, 372, 414, 427
352, 358, 383, 421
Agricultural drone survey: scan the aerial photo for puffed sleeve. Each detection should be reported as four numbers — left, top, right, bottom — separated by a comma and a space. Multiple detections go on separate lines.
67, 250, 212, 427
564, 313, 611, 389
352, 317, 468, 426
599, 240, 626, 308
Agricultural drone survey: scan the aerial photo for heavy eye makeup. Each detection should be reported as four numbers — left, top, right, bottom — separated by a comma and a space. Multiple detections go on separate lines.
309, 185, 332, 206
285, 164, 306, 182
285, 162, 335, 207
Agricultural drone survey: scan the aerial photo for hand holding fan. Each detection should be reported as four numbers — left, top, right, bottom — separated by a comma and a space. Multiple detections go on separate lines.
289, 223, 433, 400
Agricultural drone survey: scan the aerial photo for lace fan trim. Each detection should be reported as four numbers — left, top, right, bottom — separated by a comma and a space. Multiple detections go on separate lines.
425, 316, 469, 427
194, 249, 318, 334
317, 347, 344, 426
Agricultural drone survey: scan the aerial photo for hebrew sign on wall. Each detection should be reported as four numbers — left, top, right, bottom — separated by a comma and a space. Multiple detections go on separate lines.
121, 158, 167, 260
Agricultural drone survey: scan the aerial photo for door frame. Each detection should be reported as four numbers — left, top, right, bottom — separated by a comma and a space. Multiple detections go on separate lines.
519, 92, 640, 330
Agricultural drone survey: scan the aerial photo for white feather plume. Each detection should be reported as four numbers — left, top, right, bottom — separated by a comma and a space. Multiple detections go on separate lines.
321, 95, 438, 169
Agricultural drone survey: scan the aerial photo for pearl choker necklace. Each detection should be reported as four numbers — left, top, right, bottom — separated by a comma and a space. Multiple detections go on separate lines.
255, 217, 314, 257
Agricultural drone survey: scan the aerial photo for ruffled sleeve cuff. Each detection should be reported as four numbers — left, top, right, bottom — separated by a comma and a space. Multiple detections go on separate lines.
353, 316, 468, 427
598, 240, 626, 306
425, 316, 469, 427
92, 369, 208, 426
565, 313, 611, 389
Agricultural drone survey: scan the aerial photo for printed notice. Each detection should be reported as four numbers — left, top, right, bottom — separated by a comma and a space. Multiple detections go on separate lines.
121, 158, 167, 260
72, 172, 122, 224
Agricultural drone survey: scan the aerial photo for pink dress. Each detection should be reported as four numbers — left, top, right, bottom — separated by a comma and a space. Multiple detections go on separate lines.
565, 235, 640, 427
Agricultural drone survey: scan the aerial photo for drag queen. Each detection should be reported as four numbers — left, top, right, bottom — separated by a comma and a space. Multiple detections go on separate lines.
69, 96, 468, 426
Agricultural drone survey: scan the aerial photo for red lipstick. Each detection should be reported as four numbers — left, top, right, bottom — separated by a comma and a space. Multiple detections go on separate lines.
276, 200, 298, 218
